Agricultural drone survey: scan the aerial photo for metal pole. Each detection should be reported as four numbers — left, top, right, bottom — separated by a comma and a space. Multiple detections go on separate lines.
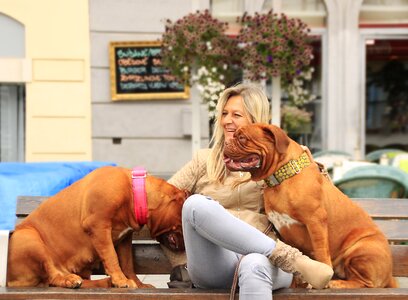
271, 76, 281, 126
271, 0, 282, 126
191, 87, 201, 154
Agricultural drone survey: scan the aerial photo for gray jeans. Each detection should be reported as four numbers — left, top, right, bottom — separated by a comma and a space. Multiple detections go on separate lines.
182, 194, 293, 300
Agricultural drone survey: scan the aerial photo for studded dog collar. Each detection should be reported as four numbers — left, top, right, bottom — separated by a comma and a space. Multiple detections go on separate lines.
264, 152, 311, 187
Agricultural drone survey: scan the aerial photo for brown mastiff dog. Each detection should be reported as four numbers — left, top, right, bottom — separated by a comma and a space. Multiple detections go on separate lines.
224, 123, 396, 289
7, 166, 187, 288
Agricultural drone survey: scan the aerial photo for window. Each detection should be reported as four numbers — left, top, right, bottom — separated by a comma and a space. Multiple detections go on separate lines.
0, 84, 25, 161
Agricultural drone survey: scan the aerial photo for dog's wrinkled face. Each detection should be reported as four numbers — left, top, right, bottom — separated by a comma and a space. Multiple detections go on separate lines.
223, 123, 290, 180
156, 227, 184, 251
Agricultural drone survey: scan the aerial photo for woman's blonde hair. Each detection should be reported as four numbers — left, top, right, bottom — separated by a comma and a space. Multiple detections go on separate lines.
207, 82, 271, 183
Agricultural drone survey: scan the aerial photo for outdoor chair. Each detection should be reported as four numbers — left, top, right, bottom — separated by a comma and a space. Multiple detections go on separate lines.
334, 165, 408, 198
313, 150, 353, 159
392, 153, 408, 173
365, 148, 406, 164
330, 160, 376, 181
312, 150, 353, 177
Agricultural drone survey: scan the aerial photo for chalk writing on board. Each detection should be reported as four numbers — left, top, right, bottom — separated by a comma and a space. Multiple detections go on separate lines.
110, 41, 188, 100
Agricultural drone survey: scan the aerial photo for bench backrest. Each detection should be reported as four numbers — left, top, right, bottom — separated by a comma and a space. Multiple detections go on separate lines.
14, 196, 408, 276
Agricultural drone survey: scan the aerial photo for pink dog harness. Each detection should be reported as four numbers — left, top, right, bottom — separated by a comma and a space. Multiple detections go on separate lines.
131, 167, 148, 225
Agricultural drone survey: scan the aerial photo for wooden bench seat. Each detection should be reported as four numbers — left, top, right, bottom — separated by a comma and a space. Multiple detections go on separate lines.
0, 286, 407, 299
1, 196, 408, 299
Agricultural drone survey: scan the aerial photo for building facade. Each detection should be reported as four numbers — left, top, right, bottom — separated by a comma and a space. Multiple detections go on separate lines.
0, 0, 92, 162
0, 0, 407, 178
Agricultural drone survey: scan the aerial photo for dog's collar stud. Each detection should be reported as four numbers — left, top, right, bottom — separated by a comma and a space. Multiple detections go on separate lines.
264, 152, 311, 187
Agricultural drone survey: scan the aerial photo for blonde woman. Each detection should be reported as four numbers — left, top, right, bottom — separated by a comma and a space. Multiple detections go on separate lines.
166, 83, 333, 299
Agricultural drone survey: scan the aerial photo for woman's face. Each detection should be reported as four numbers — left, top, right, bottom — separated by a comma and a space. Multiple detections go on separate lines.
221, 95, 252, 141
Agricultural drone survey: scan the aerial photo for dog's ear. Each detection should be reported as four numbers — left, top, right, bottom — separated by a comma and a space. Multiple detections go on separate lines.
183, 189, 191, 200
178, 189, 190, 203
261, 124, 290, 154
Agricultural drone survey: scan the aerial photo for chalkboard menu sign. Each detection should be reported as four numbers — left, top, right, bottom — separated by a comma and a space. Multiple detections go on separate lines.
109, 41, 189, 100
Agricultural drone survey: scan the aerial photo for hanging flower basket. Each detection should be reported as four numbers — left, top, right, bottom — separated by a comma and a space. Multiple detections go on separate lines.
161, 10, 316, 129
161, 10, 240, 87
237, 10, 313, 87
237, 10, 315, 134
161, 10, 242, 120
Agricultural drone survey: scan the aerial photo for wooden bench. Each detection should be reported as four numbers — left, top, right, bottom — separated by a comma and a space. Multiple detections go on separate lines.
1, 196, 408, 299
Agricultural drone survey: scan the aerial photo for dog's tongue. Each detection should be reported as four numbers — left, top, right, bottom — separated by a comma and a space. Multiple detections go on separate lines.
224, 155, 260, 171
223, 156, 232, 164
224, 157, 250, 170
223, 156, 242, 170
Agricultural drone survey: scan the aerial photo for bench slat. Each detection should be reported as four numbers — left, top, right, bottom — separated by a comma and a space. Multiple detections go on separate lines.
392, 245, 408, 277
16, 197, 408, 243
0, 287, 232, 299
353, 198, 408, 220
18, 197, 408, 219
14, 196, 408, 278
374, 220, 408, 243
15, 197, 408, 241
15, 196, 48, 216
274, 288, 408, 299
122, 243, 408, 277
1, 287, 408, 299
133, 243, 172, 274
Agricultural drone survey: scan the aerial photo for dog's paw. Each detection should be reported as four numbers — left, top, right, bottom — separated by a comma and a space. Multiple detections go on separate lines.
63, 274, 83, 289
112, 278, 137, 288
327, 279, 367, 289
327, 279, 348, 289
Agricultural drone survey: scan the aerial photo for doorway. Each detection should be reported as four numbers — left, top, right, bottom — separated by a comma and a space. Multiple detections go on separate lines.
362, 35, 408, 154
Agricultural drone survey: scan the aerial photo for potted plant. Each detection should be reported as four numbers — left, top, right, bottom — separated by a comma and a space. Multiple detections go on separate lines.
281, 105, 312, 134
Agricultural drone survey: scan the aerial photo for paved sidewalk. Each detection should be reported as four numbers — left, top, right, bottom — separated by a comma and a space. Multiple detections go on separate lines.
92, 275, 170, 288
141, 275, 169, 288
398, 277, 408, 288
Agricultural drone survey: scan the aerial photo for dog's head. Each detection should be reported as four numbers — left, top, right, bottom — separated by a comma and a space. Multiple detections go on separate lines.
146, 177, 190, 251
223, 123, 290, 181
